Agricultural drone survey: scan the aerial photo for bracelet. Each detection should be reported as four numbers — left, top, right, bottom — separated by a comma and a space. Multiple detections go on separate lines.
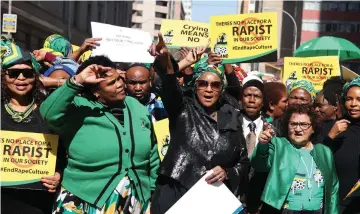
70, 76, 84, 87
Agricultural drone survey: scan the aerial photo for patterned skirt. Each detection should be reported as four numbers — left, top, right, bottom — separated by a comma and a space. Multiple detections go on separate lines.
53, 176, 150, 214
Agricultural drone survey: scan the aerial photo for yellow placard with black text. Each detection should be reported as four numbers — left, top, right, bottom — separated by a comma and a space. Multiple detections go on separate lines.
153, 119, 170, 161
0, 130, 58, 189
283, 56, 341, 91
160, 19, 209, 48
210, 12, 278, 64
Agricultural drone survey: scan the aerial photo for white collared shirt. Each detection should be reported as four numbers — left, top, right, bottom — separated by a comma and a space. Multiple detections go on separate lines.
242, 115, 264, 146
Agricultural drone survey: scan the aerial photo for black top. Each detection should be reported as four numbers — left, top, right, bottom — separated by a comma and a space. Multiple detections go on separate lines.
323, 117, 360, 206
155, 60, 249, 192
1, 104, 65, 214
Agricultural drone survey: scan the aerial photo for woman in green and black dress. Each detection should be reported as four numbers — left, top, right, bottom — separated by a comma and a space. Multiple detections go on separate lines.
1, 38, 65, 214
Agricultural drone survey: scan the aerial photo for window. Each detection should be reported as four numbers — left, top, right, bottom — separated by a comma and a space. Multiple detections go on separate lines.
133, 10, 142, 16
347, 3, 359, 12
154, 24, 161, 30
134, 0, 143, 4
331, 23, 338, 32
339, 2, 347, 12
156, 1, 168, 7
132, 23, 142, 28
155, 12, 167, 18
325, 23, 332, 32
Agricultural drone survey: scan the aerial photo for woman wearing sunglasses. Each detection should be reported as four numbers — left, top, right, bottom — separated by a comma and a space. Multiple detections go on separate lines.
1, 38, 64, 213
254, 105, 339, 214
150, 34, 248, 214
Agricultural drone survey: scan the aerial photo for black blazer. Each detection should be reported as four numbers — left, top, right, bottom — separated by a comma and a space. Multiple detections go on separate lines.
156, 63, 249, 192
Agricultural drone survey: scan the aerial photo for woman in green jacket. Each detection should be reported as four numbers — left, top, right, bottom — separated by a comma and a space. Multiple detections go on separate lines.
40, 56, 160, 214
252, 104, 339, 214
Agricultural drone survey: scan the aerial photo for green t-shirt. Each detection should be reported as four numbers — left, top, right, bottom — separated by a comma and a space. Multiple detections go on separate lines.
284, 148, 324, 210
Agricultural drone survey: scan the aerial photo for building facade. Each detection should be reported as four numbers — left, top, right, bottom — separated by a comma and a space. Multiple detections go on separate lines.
301, 1, 360, 71
131, 0, 185, 41
182, 0, 192, 20
1, 1, 133, 52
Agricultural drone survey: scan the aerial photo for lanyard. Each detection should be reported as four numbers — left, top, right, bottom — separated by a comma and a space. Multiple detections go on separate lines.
301, 156, 314, 201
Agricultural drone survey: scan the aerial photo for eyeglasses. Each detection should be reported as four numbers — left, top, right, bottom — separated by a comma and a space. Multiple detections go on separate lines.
196, 80, 223, 92
289, 122, 312, 130
6, 69, 35, 78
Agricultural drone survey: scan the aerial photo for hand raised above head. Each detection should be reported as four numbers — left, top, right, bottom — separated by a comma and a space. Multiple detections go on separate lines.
207, 52, 222, 65
149, 32, 169, 57
80, 37, 102, 52
75, 64, 113, 85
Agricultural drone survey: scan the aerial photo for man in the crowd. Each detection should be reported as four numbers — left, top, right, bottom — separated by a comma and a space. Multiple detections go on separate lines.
239, 75, 267, 214
126, 63, 167, 122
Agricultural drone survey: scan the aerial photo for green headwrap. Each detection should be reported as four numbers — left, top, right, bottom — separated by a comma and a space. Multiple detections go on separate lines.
187, 56, 226, 87
288, 80, 316, 101
43, 34, 73, 57
1, 37, 40, 73
342, 76, 360, 97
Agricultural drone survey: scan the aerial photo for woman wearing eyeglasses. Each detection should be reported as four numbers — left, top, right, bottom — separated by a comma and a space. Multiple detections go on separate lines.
254, 105, 339, 214
150, 34, 248, 214
1, 38, 63, 213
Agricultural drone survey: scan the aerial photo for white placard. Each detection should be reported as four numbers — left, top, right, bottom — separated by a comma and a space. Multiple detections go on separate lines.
166, 170, 243, 214
91, 22, 154, 63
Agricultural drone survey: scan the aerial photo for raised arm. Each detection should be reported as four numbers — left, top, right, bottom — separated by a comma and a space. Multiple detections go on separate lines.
40, 65, 109, 135
250, 127, 276, 172
151, 33, 183, 120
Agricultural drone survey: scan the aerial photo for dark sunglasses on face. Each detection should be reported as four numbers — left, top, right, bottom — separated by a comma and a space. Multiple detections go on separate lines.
6, 69, 35, 78
196, 80, 223, 92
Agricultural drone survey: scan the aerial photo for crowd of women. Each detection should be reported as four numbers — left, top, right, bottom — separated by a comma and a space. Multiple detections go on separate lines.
1, 32, 360, 214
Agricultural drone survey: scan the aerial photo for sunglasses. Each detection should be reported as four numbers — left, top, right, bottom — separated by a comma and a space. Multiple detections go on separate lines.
196, 80, 223, 92
6, 69, 35, 78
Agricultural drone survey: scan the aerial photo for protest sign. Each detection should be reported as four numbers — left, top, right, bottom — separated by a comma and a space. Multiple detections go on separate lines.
283, 56, 341, 91
166, 170, 243, 214
91, 22, 154, 63
2, 14, 17, 33
160, 20, 209, 48
0, 130, 58, 190
154, 119, 170, 161
210, 12, 278, 64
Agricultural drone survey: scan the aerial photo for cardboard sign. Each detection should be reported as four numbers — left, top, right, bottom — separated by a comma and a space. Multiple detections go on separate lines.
153, 119, 170, 161
210, 12, 278, 64
0, 131, 59, 189
160, 19, 210, 48
283, 56, 341, 91
2, 14, 17, 33
91, 22, 154, 63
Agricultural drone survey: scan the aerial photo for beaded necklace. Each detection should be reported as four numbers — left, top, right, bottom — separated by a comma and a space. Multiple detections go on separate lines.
4, 100, 35, 123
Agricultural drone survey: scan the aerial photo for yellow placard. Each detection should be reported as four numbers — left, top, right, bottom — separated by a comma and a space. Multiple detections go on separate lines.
0, 130, 58, 188
160, 19, 209, 48
283, 56, 341, 91
154, 119, 170, 161
210, 12, 278, 64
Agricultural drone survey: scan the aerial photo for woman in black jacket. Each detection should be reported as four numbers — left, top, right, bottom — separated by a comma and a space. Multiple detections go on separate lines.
150, 34, 249, 214
323, 76, 360, 214
1, 37, 65, 214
